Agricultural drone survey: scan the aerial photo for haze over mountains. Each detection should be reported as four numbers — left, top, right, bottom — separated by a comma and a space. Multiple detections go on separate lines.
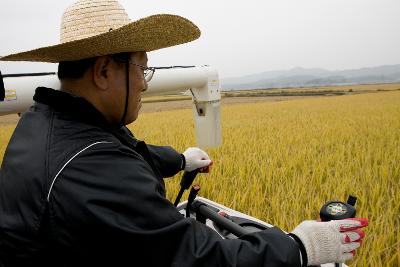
221, 64, 400, 90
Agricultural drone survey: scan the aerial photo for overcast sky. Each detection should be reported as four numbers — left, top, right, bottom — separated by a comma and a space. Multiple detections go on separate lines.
1, 0, 399, 79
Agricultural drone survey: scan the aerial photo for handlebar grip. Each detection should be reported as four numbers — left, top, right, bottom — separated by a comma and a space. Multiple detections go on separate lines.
180, 169, 200, 190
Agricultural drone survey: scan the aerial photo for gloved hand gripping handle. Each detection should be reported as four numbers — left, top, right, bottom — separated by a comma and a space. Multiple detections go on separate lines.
290, 195, 367, 267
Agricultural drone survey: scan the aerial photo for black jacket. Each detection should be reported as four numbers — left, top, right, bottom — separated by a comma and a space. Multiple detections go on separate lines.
0, 87, 301, 267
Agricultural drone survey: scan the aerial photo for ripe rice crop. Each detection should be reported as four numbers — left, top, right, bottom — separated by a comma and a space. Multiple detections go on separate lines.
1, 91, 399, 266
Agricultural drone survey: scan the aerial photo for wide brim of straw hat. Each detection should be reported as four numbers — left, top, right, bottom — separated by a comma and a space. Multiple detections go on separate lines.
0, 14, 200, 63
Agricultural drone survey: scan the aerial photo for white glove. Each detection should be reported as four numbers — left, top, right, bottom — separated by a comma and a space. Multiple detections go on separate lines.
182, 147, 212, 172
291, 218, 368, 266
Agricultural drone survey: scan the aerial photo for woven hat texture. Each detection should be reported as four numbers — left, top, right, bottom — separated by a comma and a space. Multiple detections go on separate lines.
0, 0, 200, 62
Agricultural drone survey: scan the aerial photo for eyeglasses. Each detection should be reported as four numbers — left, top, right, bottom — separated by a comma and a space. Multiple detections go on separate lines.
113, 57, 155, 82
128, 61, 155, 83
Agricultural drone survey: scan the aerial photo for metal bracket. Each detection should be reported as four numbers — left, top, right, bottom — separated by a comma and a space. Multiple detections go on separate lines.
189, 88, 221, 117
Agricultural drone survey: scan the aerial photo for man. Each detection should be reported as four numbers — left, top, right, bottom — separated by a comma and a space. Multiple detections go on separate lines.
0, 0, 367, 266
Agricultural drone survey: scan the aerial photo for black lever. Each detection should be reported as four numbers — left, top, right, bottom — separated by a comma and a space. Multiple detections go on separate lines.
174, 169, 200, 206
347, 195, 357, 206
192, 200, 250, 238
186, 185, 201, 218
0, 71, 5, 101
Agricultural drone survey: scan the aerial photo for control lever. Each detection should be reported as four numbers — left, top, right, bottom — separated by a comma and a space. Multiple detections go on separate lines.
320, 195, 357, 267
174, 169, 200, 206
186, 185, 201, 218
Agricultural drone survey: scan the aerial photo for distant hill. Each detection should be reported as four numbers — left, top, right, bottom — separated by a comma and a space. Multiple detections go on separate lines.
221, 65, 400, 90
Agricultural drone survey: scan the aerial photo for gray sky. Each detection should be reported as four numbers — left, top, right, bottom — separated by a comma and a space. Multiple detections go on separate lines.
1, 0, 399, 79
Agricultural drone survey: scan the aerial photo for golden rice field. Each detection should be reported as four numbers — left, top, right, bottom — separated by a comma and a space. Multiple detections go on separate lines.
0, 91, 399, 266
227, 82, 400, 95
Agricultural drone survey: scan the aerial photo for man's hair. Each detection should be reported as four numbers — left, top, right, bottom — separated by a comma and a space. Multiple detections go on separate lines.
57, 52, 132, 80
58, 57, 98, 80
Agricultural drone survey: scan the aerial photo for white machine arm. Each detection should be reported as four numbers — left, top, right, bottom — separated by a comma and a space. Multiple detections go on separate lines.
145, 66, 221, 148
0, 66, 221, 148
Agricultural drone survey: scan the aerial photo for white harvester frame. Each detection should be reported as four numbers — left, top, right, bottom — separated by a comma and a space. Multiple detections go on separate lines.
0, 66, 222, 148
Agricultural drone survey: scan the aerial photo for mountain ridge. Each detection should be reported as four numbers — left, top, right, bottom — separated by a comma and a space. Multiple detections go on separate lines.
221, 64, 400, 90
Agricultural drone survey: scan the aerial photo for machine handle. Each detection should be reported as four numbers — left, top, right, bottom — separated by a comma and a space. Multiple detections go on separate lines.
174, 169, 200, 206
192, 200, 250, 238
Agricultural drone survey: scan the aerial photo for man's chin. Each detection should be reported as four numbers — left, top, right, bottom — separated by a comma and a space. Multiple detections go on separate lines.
125, 112, 139, 125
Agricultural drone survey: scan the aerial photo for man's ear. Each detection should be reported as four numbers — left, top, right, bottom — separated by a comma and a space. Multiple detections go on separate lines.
92, 56, 113, 90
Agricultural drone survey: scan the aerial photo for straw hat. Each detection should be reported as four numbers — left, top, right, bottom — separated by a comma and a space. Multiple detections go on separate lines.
0, 0, 200, 63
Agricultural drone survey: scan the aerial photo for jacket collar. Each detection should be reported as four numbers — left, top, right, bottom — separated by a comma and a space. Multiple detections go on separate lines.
33, 87, 142, 144
33, 87, 113, 128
